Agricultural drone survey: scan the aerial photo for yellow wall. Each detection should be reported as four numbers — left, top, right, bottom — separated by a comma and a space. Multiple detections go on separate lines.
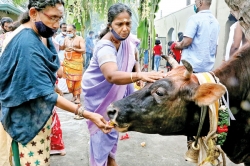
155, 0, 232, 69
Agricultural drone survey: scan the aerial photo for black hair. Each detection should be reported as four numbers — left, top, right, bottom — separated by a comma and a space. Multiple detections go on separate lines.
19, 0, 64, 24
67, 24, 76, 30
99, 3, 132, 39
1, 17, 13, 27
89, 31, 94, 35
155, 39, 161, 45
60, 22, 66, 28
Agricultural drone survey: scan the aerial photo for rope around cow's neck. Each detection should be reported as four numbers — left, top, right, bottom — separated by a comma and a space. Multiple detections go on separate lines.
194, 106, 207, 148
209, 71, 236, 121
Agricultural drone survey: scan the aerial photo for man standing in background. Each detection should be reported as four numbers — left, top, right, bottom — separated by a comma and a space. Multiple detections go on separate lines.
55, 23, 69, 94
62, 24, 85, 106
56, 22, 67, 61
174, 0, 219, 73
85, 31, 94, 69
229, 21, 247, 58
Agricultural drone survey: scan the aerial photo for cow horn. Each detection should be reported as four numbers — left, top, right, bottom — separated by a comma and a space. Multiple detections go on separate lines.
161, 55, 179, 68
181, 60, 193, 79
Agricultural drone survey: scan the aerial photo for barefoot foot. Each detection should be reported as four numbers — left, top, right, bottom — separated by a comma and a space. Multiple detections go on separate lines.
107, 156, 118, 166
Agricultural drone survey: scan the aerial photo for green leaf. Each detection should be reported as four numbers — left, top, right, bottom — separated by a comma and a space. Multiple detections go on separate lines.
12, 0, 26, 6
137, 19, 149, 49
154, 4, 159, 13
75, 22, 82, 31
73, 18, 78, 23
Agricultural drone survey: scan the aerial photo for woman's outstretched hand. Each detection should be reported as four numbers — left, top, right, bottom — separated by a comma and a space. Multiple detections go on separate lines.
137, 71, 166, 83
87, 112, 113, 133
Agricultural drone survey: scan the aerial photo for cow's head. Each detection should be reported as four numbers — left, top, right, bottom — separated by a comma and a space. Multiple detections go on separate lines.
107, 60, 226, 135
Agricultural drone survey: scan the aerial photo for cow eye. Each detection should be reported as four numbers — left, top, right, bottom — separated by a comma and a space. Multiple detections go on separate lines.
156, 90, 164, 96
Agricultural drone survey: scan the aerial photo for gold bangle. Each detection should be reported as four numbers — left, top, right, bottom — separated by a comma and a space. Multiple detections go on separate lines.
130, 72, 134, 83
136, 72, 139, 81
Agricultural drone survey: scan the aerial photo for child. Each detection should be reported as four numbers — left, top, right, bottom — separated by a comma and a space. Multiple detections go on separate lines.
153, 39, 163, 71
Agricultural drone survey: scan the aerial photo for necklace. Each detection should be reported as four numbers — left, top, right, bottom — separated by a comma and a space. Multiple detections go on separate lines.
65, 37, 76, 60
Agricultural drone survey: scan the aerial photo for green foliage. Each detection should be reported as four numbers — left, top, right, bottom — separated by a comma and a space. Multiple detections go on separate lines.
65, 0, 137, 36
12, 0, 27, 6
137, 19, 148, 49
137, 0, 161, 69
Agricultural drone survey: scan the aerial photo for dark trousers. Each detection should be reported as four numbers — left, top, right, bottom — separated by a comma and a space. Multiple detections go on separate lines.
85, 52, 93, 70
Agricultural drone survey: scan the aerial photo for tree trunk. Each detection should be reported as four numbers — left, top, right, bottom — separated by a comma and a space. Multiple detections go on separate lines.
225, 0, 250, 41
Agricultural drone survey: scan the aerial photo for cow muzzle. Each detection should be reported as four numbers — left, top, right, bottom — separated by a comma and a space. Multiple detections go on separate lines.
107, 104, 130, 132
107, 104, 118, 121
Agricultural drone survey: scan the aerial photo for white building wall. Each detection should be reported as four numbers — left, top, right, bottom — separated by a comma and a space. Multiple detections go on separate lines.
155, 0, 232, 69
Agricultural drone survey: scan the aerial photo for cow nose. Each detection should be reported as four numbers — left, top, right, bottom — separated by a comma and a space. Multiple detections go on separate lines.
107, 104, 119, 120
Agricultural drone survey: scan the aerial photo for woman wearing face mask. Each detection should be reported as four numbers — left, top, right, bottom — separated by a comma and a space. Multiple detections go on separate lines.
61, 24, 85, 106
81, 3, 166, 166
0, 0, 112, 165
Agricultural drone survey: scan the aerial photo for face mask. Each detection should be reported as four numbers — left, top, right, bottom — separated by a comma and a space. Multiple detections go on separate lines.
35, 21, 57, 38
111, 29, 128, 41
62, 32, 66, 35
194, 4, 198, 13
67, 33, 74, 38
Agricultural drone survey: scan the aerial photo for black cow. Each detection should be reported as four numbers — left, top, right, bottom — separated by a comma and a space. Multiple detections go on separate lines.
107, 44, 250, 165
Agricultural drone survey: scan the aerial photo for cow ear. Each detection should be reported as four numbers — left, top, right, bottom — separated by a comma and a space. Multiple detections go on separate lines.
192, 83, 226, 106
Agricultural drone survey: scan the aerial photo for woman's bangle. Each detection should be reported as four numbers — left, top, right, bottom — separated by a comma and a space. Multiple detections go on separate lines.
77, 107, 85, 117
136, 72, 139, 80
75, 104, 84, 117
75, 104, 84, 118
130, 72, 134, 83
75, 104, 81, 115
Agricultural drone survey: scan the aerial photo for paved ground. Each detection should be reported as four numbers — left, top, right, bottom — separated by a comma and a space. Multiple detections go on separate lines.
51, 65, 244, 166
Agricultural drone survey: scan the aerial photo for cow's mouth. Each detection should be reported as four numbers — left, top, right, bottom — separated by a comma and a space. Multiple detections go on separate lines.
109, 120, 130, 132
114, 125, 129, 132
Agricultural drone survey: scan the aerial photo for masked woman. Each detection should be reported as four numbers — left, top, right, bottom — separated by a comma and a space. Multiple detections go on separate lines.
82, 3, 166, 166
0, 0, 112, 165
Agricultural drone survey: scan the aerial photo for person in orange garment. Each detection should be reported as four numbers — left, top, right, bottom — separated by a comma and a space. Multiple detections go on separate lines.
61, 24, 85, 105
